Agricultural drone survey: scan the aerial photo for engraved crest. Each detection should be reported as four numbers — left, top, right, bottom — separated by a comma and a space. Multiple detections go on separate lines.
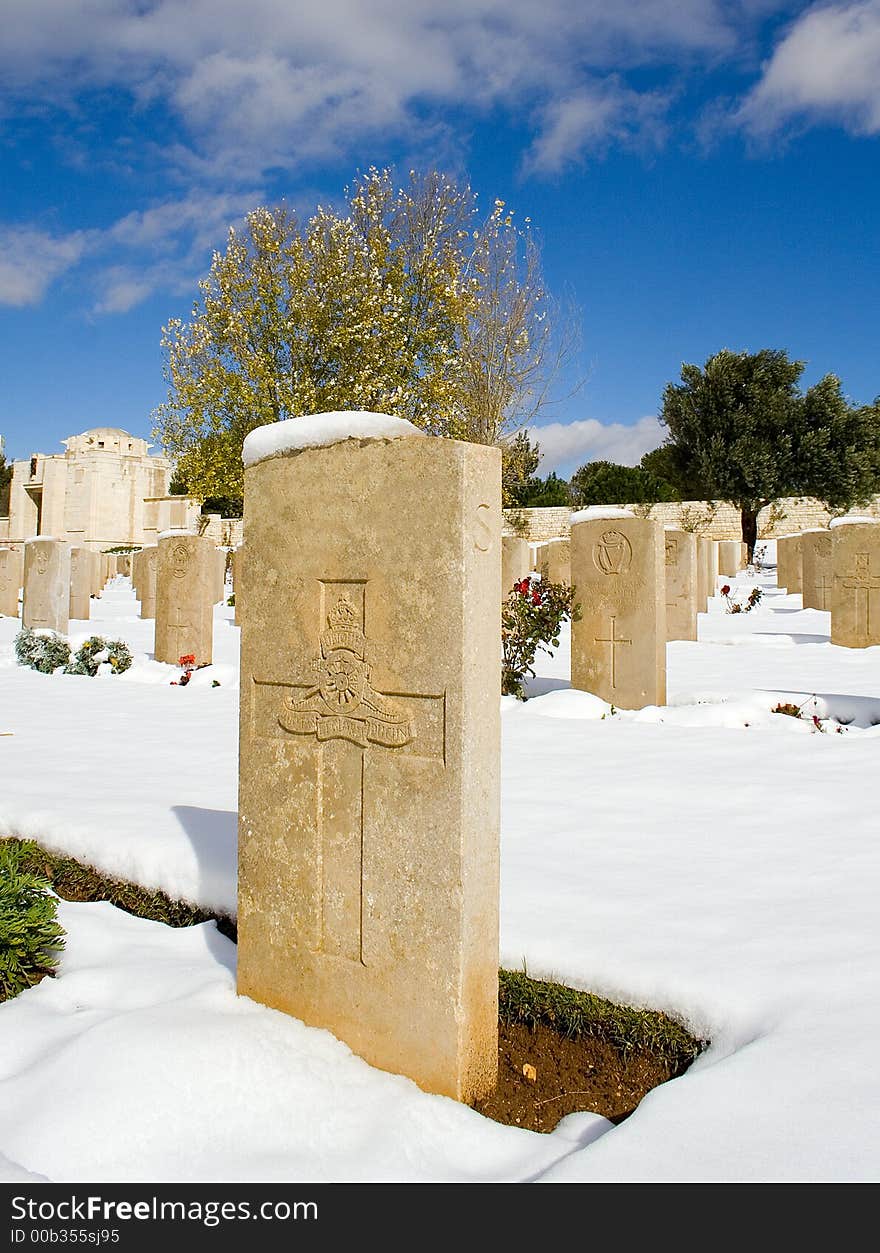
34, 548, 50, 575
279, 595, 415, 748
593, 530, 632, 576
665, 538, 677, 563
170, 543, 189, 579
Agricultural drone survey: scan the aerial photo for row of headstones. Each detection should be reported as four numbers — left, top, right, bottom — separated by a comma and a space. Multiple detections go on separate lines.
501, 522, 748, 709
777, 523, 880, 647
0, 536, 235, 664
0, 543, 118, 626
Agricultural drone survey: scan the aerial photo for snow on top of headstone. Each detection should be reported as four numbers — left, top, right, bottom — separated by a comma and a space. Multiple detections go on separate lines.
157, 528, 195, 540
829, 516, 878, 529
570, 506, 636, 524
24, 535, 58, 543
242, 412, 425, 467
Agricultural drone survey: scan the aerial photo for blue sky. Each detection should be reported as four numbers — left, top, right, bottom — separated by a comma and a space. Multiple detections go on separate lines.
1, 1, 879, 477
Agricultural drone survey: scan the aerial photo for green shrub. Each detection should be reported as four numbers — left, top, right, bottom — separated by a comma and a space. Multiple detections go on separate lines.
13, 628, 71, 674
65, 636, 133, 676
0, 840, 66, 1002
502, 575, 580, 700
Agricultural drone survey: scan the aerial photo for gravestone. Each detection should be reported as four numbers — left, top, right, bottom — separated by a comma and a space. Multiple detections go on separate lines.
231, 546, 242, 625
801, 531, 833, 611
831, 522, 880, 647
718, 540, 741, 577
664, 529, 697, 641
89, 552, 101, 598
131, 549, 142, 598
538, 538, 570, 585
68, 546, 92, 621
777, 534, 802, 594
237, 412, 501, 1104
0, 549, 23, 617
501, 537, 530, 595
532, 542, 549, 574
705, 538, 718, 603
570, 511, 665, 708
695, 537, 709, 613
154, 533, 215, 665
214, 548, 227, 605
22, 538, 71, 633
138, 545, 158, 620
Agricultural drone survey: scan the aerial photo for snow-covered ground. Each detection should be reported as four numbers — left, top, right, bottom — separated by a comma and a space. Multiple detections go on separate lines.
1, 553, 878, 1182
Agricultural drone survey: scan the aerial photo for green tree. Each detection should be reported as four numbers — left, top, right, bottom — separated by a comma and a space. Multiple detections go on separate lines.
639, 445, 707, 499
515, 471, 571, 507
153, 169, 567, 500
0, 451, 12, 516
658, 348, 880, 556
569, 459, 679, 506
501, 430, 541, 506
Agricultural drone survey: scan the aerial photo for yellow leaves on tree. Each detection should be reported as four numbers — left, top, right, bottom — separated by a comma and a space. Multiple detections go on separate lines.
152, 169, 565, 501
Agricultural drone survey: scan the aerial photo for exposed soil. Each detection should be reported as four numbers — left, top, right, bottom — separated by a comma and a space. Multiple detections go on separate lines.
474, 1020, 686, 1133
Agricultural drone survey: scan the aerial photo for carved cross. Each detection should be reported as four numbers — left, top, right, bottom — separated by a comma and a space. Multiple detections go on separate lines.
595, 616, 632, 689
815, 571, 832, 611
841, 553, 880, 638
253, 580, 446, 964
166, 605, 193, 661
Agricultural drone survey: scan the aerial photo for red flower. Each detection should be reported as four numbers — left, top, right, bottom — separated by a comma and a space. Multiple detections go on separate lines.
532, 591, 541, 605
179, 654, 196, 667
720, 584, 731, 596
516, 579, 531, 595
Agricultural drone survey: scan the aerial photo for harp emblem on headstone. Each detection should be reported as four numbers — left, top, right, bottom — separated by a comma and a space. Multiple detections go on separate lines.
593, 529, 632, 576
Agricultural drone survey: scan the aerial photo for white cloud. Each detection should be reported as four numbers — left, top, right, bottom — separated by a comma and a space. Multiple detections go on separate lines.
523, 82, 668, 176
0, 227, 90, 306
0, 1, 755, 180
738, 1, 880, 135
0, 188, 262, 314
527, 414, 665, 475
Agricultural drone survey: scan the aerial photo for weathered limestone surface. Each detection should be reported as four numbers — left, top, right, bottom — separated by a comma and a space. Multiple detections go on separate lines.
831, 522, 880, 647
231, 546, 242, 625
696, 537, 709, 613
501, 536, 530, 594
214, 548, 227, 605
718, 540, 741, 577
707, 539, 719, 600
138, 546, 158, 619
570, 516, 666, 708
68, 546, 92, 620
0, 549, 23, 617
801, 531, 833, 611
776, 534, 803, 594
665, 530, 697, 641
22, 539, 71, 633
154, 534, 215, 664
237, 423, 501, 1104
538, 537, 571, 585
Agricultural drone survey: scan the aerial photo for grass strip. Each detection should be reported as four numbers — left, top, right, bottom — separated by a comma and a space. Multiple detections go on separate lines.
3, 839, 708, 1065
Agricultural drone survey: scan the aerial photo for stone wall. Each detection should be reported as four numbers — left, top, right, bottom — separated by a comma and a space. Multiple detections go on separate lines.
200, 514, 243, 547
503, 495, 880, 543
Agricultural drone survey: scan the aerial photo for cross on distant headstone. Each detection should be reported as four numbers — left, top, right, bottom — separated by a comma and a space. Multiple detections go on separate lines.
595, 617, 631, 690
815, 572, 832, 611
841, 553, 880, 637
165, 605, 193, 661
253, 581, 445, 962
569, 513, 666, 708
154, 533, 214, 665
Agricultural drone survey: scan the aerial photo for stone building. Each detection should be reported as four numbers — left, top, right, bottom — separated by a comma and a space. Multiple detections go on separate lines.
0, 427, 202, 551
